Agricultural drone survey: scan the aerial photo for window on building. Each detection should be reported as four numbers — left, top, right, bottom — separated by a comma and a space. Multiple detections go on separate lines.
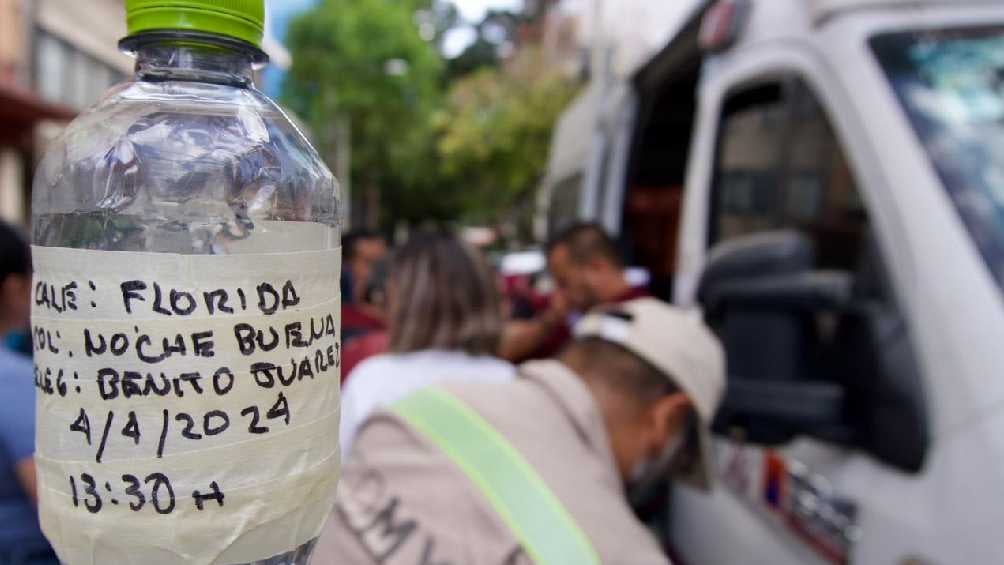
35, 29, 125, 110
36, 31, 65, 104
548, 172, 584, 237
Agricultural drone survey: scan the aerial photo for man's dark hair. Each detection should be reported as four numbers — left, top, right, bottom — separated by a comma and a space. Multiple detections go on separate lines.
0, 221, 30, 285
560, 337, 677, 405
342, 229, 384, 262
546, 222, 623, 268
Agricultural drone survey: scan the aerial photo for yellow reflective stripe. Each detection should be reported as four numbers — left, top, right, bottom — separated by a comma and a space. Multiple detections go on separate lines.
392, 388, 600, 565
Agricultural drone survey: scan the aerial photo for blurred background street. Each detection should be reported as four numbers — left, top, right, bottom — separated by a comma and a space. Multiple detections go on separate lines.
0, 0, 693, 246
4, 1, 1004, 564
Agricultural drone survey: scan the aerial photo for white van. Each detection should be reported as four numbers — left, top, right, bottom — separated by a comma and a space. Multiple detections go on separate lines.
545, 0, 1004, 562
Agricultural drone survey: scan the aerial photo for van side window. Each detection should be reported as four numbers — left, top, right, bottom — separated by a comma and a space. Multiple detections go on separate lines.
711, 80, 868, 270
704, 78, 928, 472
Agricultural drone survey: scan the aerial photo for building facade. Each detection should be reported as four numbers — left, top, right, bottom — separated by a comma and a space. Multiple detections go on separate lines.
0, 0, 131, 226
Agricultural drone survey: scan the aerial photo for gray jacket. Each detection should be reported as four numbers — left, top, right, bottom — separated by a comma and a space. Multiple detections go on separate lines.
312, 360, 670, 565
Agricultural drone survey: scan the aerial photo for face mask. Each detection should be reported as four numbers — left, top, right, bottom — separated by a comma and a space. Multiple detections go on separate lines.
628, 429, 686, 497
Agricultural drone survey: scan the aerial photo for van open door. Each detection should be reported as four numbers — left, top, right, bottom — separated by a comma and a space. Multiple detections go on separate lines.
607, 7, 707, 299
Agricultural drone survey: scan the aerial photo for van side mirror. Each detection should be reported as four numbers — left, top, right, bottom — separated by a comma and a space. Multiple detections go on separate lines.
699, 231, 928, 473
700, 232, 855, 445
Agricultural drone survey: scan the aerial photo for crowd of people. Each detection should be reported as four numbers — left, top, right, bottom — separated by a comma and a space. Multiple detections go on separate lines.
322, 222, 725, 564
0, 219, 724, 564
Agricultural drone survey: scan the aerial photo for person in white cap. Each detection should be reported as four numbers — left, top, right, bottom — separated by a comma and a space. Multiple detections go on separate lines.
314, 298, 725, 565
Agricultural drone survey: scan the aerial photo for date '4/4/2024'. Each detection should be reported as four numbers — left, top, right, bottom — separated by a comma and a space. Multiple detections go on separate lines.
63, 391, 291, 464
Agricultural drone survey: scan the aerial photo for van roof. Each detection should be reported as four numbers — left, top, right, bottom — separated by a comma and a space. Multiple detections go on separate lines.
634, 0, 1002, 95
810, 0, 1001, 23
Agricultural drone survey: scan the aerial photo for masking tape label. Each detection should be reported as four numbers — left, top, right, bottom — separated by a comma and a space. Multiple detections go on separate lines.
31, 246, 342, 565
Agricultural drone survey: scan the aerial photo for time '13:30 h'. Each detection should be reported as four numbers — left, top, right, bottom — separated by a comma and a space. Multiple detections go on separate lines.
67, 472, 224, 515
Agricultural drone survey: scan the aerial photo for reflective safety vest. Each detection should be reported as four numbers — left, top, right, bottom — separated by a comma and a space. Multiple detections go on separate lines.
392, 388, 601, 565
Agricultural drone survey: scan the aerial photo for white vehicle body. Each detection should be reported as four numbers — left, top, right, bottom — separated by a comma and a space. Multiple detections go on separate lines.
544, 0, 1004, 563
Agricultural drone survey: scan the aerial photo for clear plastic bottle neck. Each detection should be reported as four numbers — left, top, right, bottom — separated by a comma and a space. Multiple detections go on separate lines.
121, 32, 266, 88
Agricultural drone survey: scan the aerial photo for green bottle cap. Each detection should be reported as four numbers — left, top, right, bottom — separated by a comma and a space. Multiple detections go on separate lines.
124, 0, 265, 48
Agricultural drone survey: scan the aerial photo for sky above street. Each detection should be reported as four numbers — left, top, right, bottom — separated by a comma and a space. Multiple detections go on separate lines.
443, 0, 523, 57
452, 0, 524, 21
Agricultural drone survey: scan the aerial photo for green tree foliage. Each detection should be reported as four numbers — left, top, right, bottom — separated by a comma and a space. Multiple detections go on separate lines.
283, 1, 578, 231
436, 48, 578, 227
282, 0, 448, 225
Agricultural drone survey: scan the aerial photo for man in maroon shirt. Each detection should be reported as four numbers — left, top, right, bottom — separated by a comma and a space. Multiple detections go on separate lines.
501, 222, 649, 362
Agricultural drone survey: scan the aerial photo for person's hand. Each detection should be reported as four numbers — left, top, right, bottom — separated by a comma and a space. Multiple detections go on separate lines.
542, 291, 570, 328
15, 458, 37, 506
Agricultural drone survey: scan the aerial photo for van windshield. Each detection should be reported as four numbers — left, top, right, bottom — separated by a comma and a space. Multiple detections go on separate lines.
871, 27, 1004, 290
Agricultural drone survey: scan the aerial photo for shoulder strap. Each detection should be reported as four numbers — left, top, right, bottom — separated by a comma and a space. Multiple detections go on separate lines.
392, 387, 601, 565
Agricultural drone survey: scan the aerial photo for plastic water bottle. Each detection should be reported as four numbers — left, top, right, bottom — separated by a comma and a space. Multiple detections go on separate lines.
31, 2, 340, 563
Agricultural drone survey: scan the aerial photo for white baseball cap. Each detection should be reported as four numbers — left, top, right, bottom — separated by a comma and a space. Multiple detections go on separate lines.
574, 298, 726, 490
